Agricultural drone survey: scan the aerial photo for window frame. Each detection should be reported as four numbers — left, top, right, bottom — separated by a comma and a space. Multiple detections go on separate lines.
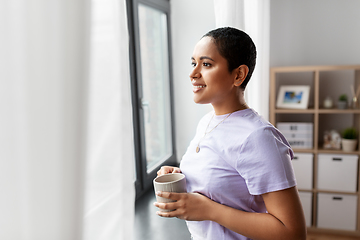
126, 0, 177, 199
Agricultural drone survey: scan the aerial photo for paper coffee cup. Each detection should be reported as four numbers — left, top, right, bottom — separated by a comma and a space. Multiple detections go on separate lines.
153, 173, 187, 212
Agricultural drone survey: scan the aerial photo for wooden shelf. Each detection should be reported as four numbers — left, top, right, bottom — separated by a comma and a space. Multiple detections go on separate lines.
275, 109, 315, 113
270, 65, 360, 236
291, 148, 316, 153
271, 64, 360, 73
290, 148, 360, 155
307, 227, 360, 237
297, 189, 358, 196
317, 148, 360, 155
318, 109, 360, 114
274, 108, 360, 114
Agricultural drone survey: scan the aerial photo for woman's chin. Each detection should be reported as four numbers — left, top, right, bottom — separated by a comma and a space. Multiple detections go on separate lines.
193, 97, 208, 105
193, 96, 201, 104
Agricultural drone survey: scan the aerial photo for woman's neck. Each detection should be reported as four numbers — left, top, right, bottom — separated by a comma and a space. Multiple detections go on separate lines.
213, 103, 249, 115
212, 90, 248, 115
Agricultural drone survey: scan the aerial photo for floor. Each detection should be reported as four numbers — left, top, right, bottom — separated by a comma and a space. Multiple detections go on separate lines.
134, 189, 360, 240
307, 233, 360, 240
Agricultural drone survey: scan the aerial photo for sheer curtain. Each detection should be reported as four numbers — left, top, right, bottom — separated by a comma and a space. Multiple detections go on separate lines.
0, 0, 134, 239
83, 0, 135, 239
213, 0, 270, 120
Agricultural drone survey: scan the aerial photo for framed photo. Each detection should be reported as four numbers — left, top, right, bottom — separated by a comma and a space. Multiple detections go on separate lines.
276, 85, 310, 109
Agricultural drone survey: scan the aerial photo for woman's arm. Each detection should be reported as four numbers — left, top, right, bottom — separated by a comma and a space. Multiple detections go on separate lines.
154, 186, 306, 240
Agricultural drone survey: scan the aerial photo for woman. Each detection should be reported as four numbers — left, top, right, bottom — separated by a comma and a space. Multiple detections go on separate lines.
154, 27, 306, 240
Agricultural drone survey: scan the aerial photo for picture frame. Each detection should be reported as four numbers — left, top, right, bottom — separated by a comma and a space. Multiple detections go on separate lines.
276, 85, 310, 109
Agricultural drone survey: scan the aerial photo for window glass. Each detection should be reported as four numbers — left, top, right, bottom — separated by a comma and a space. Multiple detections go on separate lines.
138, 3, 173, 173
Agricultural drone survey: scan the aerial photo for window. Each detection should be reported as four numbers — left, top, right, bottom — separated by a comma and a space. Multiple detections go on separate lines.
127, 0, 176, 199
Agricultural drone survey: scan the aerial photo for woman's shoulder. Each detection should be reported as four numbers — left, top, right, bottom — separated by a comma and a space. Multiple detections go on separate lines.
228, 109, 289, 148
231, 108, 273, 130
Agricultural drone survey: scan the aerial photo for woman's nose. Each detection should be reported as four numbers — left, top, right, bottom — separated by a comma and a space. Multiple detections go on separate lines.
189, 68, 200, 79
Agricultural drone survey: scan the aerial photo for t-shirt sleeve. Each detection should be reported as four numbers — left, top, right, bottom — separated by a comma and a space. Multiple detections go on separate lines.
236, 126, 296, 195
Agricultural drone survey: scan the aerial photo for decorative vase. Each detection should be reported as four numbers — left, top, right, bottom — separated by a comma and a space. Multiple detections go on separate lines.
337, 101, 347, 109
323, 97, 333, 109
341, 139, 357, 152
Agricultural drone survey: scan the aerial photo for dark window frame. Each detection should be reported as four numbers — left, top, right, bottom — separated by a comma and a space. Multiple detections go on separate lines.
126, 0, 177, 200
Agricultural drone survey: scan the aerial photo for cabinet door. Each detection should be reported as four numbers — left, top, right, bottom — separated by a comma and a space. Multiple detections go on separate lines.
299, 192, 313, 227
317, 193, 357, 231
317, 154, 358, 192
292, 153, 313, 190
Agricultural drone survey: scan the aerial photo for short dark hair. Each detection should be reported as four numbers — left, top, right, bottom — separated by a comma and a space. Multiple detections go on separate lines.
202, 27, 257, 90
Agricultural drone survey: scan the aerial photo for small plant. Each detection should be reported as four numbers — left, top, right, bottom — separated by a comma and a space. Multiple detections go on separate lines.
338, 94, 348, 102
342, 127, 357, 140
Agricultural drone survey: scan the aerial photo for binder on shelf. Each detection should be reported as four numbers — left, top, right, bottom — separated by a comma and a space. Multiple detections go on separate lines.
276, 122, 313, 132
277, 122, 313, 149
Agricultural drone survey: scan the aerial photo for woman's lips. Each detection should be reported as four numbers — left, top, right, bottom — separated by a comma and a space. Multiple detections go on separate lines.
193, 84, 206, 93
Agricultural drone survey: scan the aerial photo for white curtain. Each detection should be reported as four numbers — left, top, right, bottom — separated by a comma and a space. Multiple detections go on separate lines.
214, 0, 270, 120
83, 0, 135, 239
0, 0, 134, 239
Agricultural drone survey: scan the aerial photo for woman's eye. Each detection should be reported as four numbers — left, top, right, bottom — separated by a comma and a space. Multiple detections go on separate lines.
203, 62, 211, 67
191, 62, 196, 67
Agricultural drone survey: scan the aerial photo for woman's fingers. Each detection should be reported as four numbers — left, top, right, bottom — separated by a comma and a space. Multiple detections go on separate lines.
153, 192, 183, 215
156, 209, 179, 218
154, 201, 177, 212
154, 192, 211, 221
157, 166, 173, 176
157, 166, 181, 176
155, 191, 182, 200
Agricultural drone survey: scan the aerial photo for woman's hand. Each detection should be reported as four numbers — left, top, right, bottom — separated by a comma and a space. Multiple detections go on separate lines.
153, 191, 214, 221
157, 166, 181, 176
155, 187, 306, 240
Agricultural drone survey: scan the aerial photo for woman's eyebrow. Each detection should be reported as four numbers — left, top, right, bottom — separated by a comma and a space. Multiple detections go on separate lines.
191, 56, 215, 61
200, 56, 215, 61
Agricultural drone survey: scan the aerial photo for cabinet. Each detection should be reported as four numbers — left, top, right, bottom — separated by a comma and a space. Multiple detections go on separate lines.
270, 65, 360, 236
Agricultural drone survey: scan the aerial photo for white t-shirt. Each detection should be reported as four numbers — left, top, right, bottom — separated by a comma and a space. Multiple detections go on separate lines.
180, 109, 296, 240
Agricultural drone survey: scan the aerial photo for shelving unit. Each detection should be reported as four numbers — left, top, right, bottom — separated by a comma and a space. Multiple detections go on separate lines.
270, 65, 360, 236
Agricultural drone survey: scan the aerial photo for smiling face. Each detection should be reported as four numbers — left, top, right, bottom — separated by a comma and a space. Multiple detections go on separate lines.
190, 37, 245, 114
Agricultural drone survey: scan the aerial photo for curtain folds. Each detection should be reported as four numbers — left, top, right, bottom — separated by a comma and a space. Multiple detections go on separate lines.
0, 0, 134, 239
1, 0, 90, 239
83, 0, 135, 239
213, 0, 270, 120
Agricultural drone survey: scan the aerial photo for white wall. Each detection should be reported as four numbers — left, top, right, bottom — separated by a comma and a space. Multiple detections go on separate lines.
270, 0, 360, 67
171, 0, 215, 162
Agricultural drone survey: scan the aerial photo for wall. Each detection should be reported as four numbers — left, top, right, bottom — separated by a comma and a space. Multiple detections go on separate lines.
270, 0, 360, 67
171, 0, 215, 162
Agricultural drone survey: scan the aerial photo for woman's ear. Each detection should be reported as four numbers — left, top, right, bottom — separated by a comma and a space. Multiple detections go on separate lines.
234, 65, 249, 87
